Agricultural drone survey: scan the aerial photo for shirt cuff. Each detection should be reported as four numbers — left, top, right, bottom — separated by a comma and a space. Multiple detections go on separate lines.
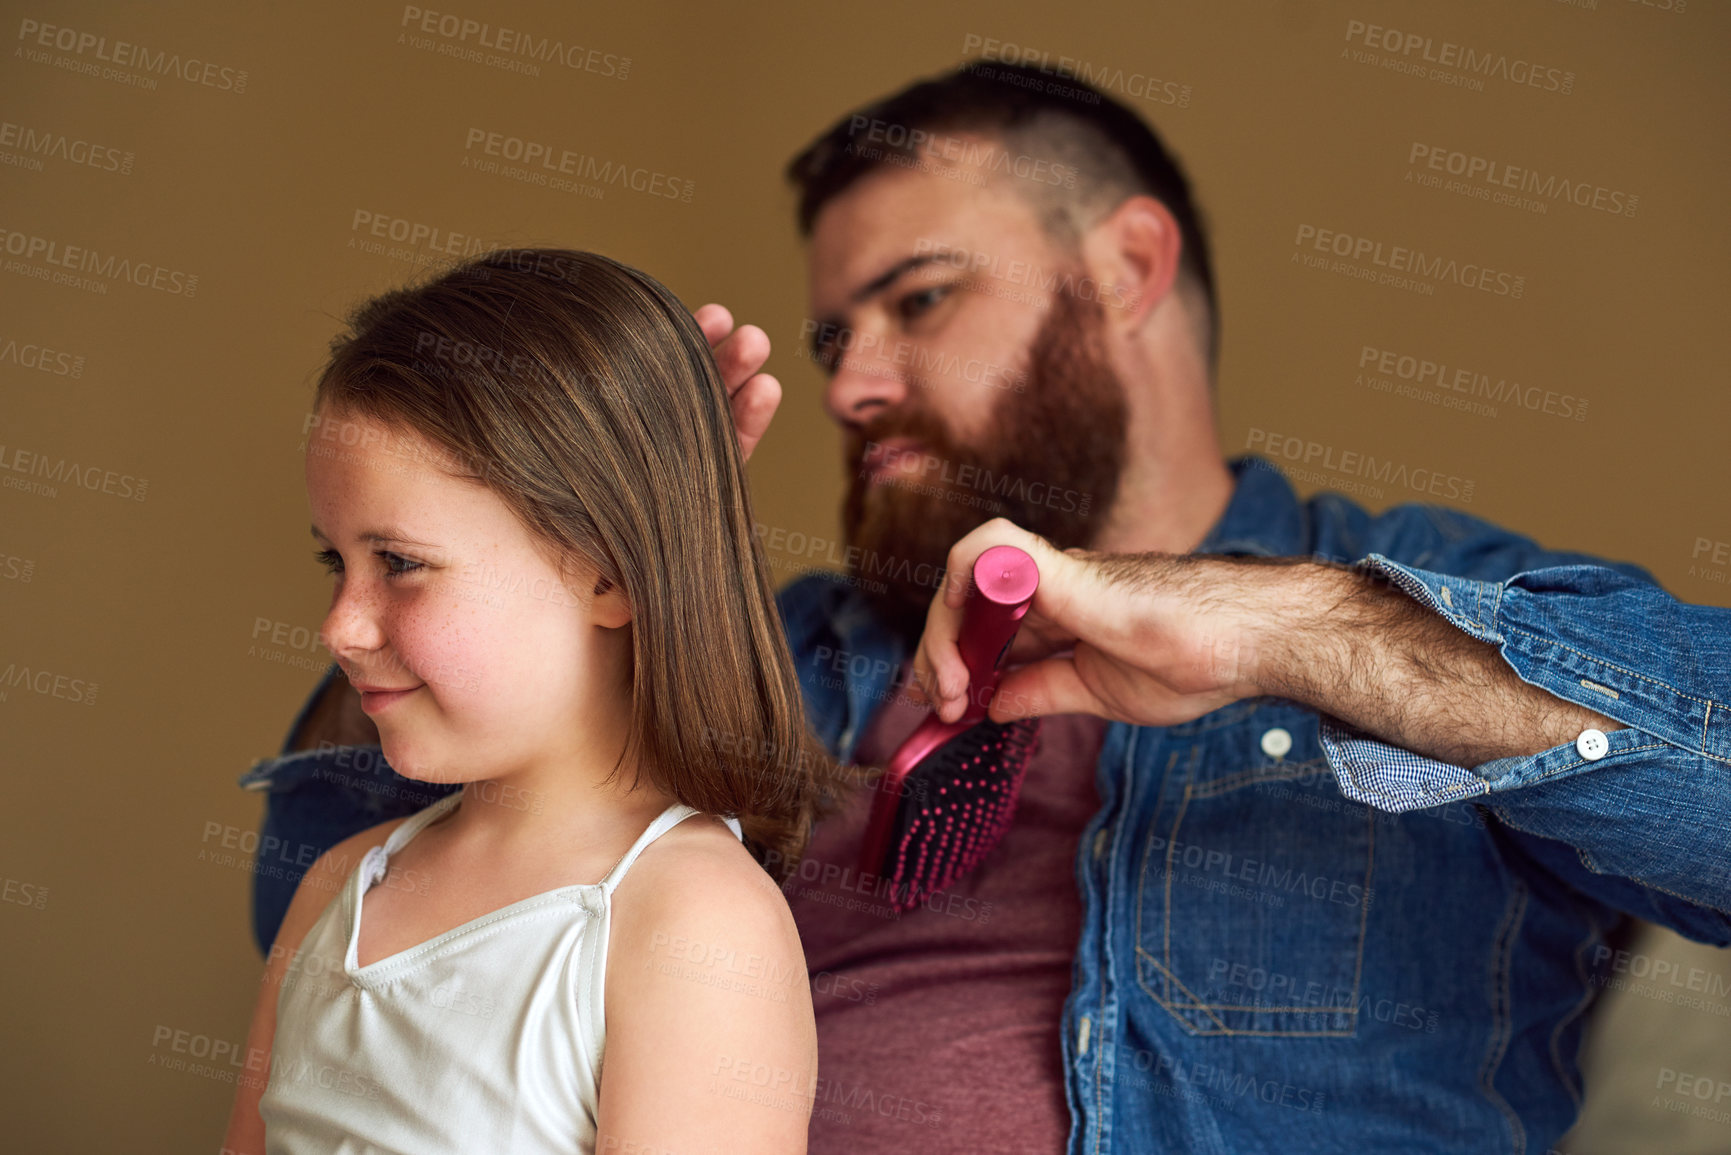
1314, 553, 1672, 812
1318, 714, 1662, 813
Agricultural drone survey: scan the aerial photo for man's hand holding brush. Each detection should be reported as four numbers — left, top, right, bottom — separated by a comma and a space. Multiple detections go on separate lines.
909, 519, 1266, 731
910, 518, 1621, 769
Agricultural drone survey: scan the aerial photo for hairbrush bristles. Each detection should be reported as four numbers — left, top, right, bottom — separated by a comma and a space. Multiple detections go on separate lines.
857, 544, 1043, 912
880, 716, 1042, 910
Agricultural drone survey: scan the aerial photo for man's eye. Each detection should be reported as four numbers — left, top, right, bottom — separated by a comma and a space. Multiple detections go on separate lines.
898, 284, 951, 321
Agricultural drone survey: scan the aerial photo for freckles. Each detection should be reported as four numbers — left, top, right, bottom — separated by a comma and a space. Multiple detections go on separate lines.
393, 593, 494, 699
416, 580, 581, 703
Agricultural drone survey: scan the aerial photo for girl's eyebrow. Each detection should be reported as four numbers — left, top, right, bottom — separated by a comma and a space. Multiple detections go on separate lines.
308, 524, 439, 548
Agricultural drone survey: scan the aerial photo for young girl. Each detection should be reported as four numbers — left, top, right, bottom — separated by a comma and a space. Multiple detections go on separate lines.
223, 249, 833, 1154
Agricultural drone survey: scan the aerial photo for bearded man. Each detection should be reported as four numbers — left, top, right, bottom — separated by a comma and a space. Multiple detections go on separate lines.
243, 62, 1731, 1154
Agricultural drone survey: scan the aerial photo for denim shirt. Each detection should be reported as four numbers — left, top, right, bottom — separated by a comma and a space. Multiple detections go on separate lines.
240, 454, 1731, 1154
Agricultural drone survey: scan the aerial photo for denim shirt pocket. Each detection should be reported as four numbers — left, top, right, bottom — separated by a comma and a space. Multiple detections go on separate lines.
1134, 699, 1376, 1037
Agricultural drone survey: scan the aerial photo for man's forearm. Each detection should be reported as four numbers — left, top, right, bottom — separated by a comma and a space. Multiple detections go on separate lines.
1232, 559, 1622, 768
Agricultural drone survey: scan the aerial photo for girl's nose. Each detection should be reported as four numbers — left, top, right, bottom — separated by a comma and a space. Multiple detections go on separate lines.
318, 580, 387, 662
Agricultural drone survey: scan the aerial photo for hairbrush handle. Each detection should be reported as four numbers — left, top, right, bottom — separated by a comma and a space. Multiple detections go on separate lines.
856, 545, 1041, 884
951, 544, 1040, 724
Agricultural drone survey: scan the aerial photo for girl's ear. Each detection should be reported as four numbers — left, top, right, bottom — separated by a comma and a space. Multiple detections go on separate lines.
588, 574, 633, 629
558, 552, 631, 627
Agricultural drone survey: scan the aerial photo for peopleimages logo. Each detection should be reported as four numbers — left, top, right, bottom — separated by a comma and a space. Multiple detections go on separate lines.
398, 5, 631, 78
1246, 428, 1475, 504
1292, 224, 1524, 300
862, 441, 1092, 517
0, 442, 148, 501
1341, 18, 1574, 95
0, 661, 99, 706
15, 17, 249, 93
0, 119, 133, 174
1356, 345, 1587, 421
0, 333, 85, 378
912, 238, 1139, 311
0, 228, 199, 297
460, 128, 695, 202
960, 34, 1193, 108
841, 115, 1080, 190
1406, 143, 1638, 219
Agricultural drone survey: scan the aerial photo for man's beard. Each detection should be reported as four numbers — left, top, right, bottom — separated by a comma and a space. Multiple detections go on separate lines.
841, 285, 1129, 643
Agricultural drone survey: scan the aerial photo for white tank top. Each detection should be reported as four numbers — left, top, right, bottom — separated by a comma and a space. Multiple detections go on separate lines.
259, 791, 742, 1154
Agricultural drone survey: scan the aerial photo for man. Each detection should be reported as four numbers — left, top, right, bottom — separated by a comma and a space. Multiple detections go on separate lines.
243, 64, 1731, 1152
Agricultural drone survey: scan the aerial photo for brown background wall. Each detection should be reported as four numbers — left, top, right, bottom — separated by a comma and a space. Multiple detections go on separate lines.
2, 0, 1727, 1150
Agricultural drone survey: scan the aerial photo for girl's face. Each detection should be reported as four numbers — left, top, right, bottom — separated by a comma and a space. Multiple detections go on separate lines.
303, 404, 634, 787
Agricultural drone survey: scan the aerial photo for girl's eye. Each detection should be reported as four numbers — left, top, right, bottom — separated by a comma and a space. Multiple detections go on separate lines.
311, 548, 423, 578
380, 551, 423, 577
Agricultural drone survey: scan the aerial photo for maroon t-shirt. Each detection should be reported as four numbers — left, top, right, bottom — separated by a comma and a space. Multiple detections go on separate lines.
787, 661, 1107, 1153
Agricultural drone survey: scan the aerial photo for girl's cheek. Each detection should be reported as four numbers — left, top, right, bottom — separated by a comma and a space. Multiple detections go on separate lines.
421, 583, 564, 700
393, 577, 585, 725
393, 595, 497, 705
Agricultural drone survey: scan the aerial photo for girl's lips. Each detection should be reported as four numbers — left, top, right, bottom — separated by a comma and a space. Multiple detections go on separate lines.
358, 685, 420, 712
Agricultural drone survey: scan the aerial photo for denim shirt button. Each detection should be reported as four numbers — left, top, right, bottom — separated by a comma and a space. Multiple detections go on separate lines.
1575, 728, 1609, 761
1260, 727, 1292, 759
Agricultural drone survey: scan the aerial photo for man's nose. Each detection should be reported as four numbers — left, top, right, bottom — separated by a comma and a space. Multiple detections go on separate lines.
824, 341, 911, 426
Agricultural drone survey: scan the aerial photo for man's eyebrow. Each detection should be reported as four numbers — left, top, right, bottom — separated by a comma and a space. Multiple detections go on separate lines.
851, 253, 947, 304
309, 524, 439, 548
811, 253, 951, 356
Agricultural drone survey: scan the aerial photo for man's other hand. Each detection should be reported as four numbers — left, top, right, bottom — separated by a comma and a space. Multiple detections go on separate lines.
694, 303, 782, 462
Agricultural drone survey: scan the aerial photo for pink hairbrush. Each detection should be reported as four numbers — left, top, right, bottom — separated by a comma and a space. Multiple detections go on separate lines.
859, 545, 1043, 911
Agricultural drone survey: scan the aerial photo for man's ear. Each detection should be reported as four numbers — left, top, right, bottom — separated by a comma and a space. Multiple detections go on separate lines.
1080, 194, 1184, 331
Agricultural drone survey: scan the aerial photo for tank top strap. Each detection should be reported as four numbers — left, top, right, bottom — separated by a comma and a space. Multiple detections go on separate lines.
358, 791, 462, 890
384, 790, 463, 856
599, 804, 744, 896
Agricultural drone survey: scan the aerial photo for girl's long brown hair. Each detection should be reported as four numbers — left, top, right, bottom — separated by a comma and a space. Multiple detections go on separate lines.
314, 248, 833, 878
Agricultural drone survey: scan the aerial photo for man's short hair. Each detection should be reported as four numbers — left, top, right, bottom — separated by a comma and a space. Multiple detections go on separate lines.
785, 61, 1218, 368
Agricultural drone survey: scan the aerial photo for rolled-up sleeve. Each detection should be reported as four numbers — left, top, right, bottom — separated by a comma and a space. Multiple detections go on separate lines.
1316, 553, 1731, 924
